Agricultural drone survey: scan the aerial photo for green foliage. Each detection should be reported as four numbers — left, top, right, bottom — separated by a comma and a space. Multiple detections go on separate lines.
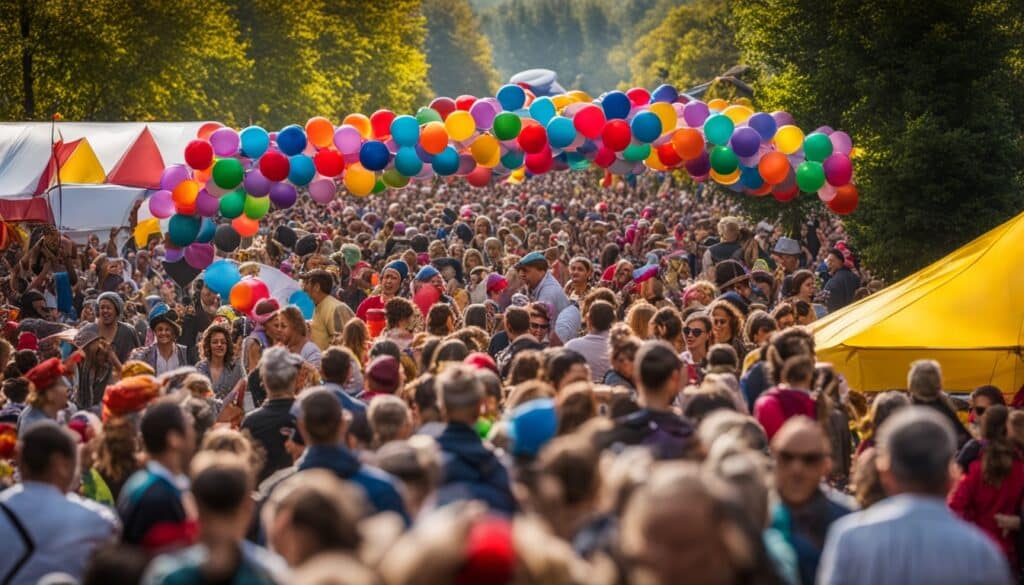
423, 0, 500, 98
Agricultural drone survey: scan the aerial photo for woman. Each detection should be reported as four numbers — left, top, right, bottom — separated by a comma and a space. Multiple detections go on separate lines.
195, 323, 245, 400
625, 302, 656, 339
91, 416, 141, 501
242, 298, 280, 374
78, 299, 98, 326
463, 249, 485, 273
273, 305, 322, 368
785, 270, 826, 320
18, 358, 72, 437
707, 299, 748, 362
855, 391, 911, 457
949, 405, 1024, 571
130, 306, 188, 375
563, 256, 594, 301
339, 319, 368, 395
741, 311, 777, 374
603, 325, 640, 392
382, 297, 417, 352
483, 237, 504, 271
527, 302, 553, 347
681, 312, 713, 381
649, 306, 685, 353
75, 330, 120, 412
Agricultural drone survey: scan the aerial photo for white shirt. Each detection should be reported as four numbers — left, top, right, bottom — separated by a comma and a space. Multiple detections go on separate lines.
564, 331, 611, 382
155, 349, 180, 376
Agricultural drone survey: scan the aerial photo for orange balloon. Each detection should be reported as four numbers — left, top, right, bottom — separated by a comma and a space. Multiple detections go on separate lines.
420, 122, 449, 155
172, 180, 199, 206
342, 113, 372, 138
232, 216, 259, 238
671, 128, 705, 160
197, 122, 223, 140
305, 116, 335, 148
193, 166, 212, 184
758, 151, 791, 185
707, 98, 729, 112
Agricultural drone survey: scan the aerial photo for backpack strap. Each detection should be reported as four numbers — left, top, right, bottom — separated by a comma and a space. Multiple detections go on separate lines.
0, 501, 34, 585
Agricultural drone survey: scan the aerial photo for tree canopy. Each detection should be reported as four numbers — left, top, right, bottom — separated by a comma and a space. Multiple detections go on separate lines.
423, 0, 500, 98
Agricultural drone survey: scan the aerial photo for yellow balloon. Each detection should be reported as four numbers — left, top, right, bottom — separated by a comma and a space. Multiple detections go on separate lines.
343, 162, 375, 196
552, 95, 572, 111
645, 148, 667, 171
134, 218, 161, 248
774, 125, 805, 155
567, 90, 592, 103
707, 98, 729, 112
734, 97, 753, 108
444, 110, 476, 142
471, 134, 500, 168
710, 168, 741, 185
722, 105, 753, 125
648, 102, 677, 136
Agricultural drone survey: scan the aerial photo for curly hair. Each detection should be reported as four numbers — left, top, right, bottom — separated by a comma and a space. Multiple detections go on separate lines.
706, 299, 745, 344
426, 304, 455, 336
200, 323, 236, 366
384, 297, 416, 329
94, 417, 140, 488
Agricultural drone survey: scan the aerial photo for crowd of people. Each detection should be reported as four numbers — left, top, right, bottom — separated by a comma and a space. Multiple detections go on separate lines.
0, 172, 1016, 584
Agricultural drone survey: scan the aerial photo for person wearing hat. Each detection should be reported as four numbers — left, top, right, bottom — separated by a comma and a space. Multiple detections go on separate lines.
355, 260, 407, 322
823, 243, 861, 312
73, 326, 121, 413
17, 356, 77, 438
130, 305, 188, 376
515, 251, 570, 326
360, 355, 401, 403
241, 298, 280, 374
772, 236, 804, 276
81, 291, 140, 364
714, 259, 754, 302
301, 269, 356, 350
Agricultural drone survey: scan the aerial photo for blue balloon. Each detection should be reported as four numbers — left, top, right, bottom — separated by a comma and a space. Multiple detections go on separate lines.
740, 165, 764, 189
496, 84, 526, 111
433, 146, 460, 176
546, 116, 576, 149
748, 112, 778, 141
390, 115, 420, 147
239, 126, 270, 158
730, 127, 762, 158
500, 149, 524, 170
287, 155, 315, 186
651, 84, 679, 104
359, 140, 390, 171
289, 290, 315, 320
630, 111, 662, 143
529, 97, 556, 125
195, 217, 216, 244
203, 259, 241, 298
394, 147, 423, 177
601, 91, 631, 120
276, 125, 307, 156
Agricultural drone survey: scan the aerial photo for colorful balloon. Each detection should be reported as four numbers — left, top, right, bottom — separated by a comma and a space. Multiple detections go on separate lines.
496, 85, 526, 111
209, 128, 240, 157
184, 140, 214, 170
602, 120, 631, 152
239, 126, 270, 158
758, 151, 791, 185
390, 115, 420, 147
493, 112, 522, 141
344, 162, 376, 196
219, 189, 245, 219
308, 178, 337, 204
828, 184, 859, 215
168, 214, 201, 247
803, 132, 833, 162
432, 146, 460, 176
370, 110, 396, 139
268, 182, 297, 209
709, 146, 739, 175
243, 194, 270, 220
630, 112, 662, 144
313, 149, 345, 177
420, 122, 449, 155
703, 114, 734, 146
148, 190, 175, 219
305, 117, 335, 148
259, 151, 290, 182
671, 128, 705, 160
795, 161, 826, 192
774, 125, 805, 155
518, 124, 548, 154
573, 105, 605, 139
747, 113, 777, 141
276, 125, 307, 156
359, 141, 391, 171
823, 153, 853, 186
287, 154, 316, 186
444, 110, 476, 142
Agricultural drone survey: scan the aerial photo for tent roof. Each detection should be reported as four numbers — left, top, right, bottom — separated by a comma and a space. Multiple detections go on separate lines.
813, 211, 1024, 393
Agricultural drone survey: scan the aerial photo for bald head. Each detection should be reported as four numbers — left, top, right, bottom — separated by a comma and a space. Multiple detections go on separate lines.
771, 416, 831, 506
770, 416, 829, 454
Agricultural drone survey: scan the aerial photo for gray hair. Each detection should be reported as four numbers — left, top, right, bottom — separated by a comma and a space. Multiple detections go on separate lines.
907, 359, 942, 399
437, 365, 483, 410
260, 347, 303, 395
878, 406, 956, 492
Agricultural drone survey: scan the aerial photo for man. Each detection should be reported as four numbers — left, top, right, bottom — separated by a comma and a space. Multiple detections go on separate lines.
822, 245, 860, 313
434, 365, 516, 514
83, 291, 139, 363
564, 300, 615, 382
320, 347, 367, 415
905, 359, 970, 448
516, 251, 570, 322
770, 417, 853, 585
599, 341, 696, 460
355, 260, 407, 321
772, 237, 803, 276
118, 399, 197, 554
144, 453, 287, 583
0, 422, 119, 585
179, 283, 219, 364
242, 347, 304, 482
302, 269, 355, 350
713, 259, 753, 303
495, 306, 543, 379
359, 354, 401, 403
294, 388, 408, 522
702, 216, 743, 268
412, 265, 454, 307
818, 408, 1013, 584
132, 305, 189, 375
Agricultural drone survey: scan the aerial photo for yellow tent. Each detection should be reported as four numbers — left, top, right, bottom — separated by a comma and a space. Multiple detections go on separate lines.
813, 212, 1024, 393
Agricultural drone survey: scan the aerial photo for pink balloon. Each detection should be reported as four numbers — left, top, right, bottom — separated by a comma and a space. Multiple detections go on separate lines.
823, 153, 853, 186
148, 189, 175, 219
829, 131, 853, 156
160, 165, 190, 191
469, 99, 499, 129
184, 243, 215, 269
210, 128, 240, 157
195, 189, 220, 217
333, 125, 363, 155
164, 247, 184, 263
818, 183, 838, 202
308, 178, 337, 204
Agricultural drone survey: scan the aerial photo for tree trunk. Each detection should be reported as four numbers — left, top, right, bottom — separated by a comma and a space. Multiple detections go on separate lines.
19, 0, 33, 119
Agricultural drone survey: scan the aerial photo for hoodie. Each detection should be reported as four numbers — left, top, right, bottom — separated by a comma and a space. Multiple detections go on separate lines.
298, 444, 409, 524
435, 422, 517, 515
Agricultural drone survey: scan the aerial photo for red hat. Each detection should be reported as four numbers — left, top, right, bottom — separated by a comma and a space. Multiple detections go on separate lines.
102, 375, 161, 422
16, 332, 38, 351
25, 356, 77, 391
456, 517, 516, 585
464, 352, 499, 376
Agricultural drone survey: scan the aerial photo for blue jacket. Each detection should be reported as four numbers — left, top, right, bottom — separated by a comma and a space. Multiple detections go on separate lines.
297, 444, 409, 524
435, 422, 517, 515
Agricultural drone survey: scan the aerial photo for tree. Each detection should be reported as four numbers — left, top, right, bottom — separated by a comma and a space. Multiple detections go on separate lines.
423, 0, 500, 98
734, 0, 1024, 279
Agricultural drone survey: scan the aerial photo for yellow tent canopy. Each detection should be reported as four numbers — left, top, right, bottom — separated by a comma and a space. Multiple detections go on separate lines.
813, 211, 1024, 393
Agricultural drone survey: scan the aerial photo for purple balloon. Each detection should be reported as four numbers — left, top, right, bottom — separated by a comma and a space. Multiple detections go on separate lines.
195, 189, 220, 217
771, 111, 795, 127
823, 153, 853, 186
747, 112, 777, 141
148, 189, 175, 219
268, 182, 297, 209
308, 178, 337, 204
829, 131, 853, 156
813, 126, 834, 136
209, 128, 240, 157
456, 154, 476, 176
243, 169, 271, 197
160, 164, 190, 191
184, 243, 215, 269
333, 125, 363, 155
729, 127, 761, 158
415, 143, 434, 164
414, 163, 434, 180
470, 100, 499, 129
682, 101, 710, 127
165, 247, 184, 263
685, 151, 711, 176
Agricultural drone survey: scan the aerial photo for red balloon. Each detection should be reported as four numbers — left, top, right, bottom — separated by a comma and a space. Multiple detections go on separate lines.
828, 184, 859, 215
259, 151, 290, 182
748, 183, 773, 197
430, 97, 457, 120
594, 147, 616, 169
525, 147, 553, 174
602, 120, 632, 152
466, 165, 491, 187
314, 149, 345, 177
248, 277, 270, 304
232, 216, 260, 238
656, 142, 683, 167
574, 105, 606, 139
626, 87, 651, 107
517, 124, 548, 154
772, 184, 799, 202
184, 140, 214, 170
370, 110, 395, 139
455, 95, 477, 111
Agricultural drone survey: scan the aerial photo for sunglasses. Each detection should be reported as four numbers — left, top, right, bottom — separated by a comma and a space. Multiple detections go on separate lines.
776, 451, 827, 466
683, 327, 706, 337
529, 322, 550, 331
972, 406, 987, 417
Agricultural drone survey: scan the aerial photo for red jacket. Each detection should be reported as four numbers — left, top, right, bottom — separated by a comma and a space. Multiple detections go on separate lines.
753, 387, 816, 440
948, 452, 1024, 564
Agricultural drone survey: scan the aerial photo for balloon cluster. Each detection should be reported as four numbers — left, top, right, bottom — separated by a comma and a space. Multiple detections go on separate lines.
146, 83, 859, 268
204, 259, 315, 319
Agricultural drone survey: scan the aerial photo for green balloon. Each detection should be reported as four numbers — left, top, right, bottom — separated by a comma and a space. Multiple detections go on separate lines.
500, 150, 524, 169
803, 133, 833, 162
796, 161, 826, 192
709, 146, 739, 174
415, 107, 442, 125
219, 189, 245, 219
493, 112, 522, 141
703, 114, 734, 146
382, 169, 410, 188
371, 178, 387, 194
243, 194, 270, 220
623, 143, 651, 162
212, 158, 244, 189
167, 214, 200, 247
